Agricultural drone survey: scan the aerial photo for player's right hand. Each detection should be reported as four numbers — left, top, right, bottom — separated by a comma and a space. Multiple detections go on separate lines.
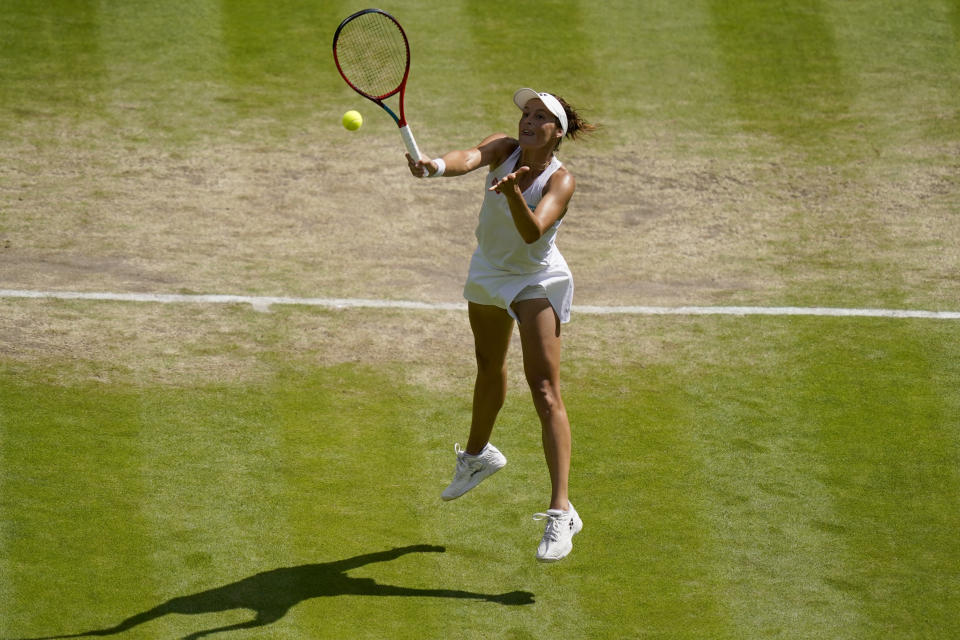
405, 153, 435, 178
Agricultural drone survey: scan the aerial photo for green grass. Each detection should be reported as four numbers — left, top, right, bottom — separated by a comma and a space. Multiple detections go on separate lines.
3, 317, 959, 639
3, 0, 960, 638
4, 0, 957, 155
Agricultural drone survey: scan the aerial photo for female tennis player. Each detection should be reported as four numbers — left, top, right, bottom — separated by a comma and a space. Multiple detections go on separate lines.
406, 88, 596, 562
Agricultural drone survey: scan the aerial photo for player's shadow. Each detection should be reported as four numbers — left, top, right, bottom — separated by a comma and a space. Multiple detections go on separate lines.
20, 545, 533, 640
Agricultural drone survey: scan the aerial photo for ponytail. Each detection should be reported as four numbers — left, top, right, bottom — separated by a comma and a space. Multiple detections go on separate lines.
554, 95, 598, 150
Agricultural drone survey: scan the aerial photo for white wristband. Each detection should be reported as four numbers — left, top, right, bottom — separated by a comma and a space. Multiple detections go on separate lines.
429, 158, 446, 178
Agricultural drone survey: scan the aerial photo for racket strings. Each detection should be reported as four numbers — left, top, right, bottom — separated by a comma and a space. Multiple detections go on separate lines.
334, 13, 408, 99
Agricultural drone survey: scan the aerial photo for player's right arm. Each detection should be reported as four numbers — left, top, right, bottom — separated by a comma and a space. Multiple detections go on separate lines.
406, 134, 516, 178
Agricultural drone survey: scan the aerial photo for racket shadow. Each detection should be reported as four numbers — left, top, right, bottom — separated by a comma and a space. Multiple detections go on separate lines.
15, 545, 534, 640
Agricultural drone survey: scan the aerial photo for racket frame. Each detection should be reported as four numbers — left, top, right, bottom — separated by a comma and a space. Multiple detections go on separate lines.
332, 8, 424, 165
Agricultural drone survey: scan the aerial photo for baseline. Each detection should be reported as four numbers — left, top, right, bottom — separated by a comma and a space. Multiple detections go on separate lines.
2, 289, 960, 319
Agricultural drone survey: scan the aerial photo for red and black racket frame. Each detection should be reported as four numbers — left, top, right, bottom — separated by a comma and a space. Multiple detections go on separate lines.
332, 8, 424, 164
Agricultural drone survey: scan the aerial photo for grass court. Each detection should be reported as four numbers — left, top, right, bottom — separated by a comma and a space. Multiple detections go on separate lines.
2, 1, 959, 638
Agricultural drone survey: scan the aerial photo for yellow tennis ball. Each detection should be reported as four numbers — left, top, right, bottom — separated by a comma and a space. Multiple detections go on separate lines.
342, 110, 363, 131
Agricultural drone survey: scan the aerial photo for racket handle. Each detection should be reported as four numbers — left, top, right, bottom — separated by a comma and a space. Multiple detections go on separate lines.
400, 124, 428, 176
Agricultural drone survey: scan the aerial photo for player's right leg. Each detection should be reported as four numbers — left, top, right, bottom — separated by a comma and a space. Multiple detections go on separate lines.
466, 302, 514, 453
441, 302, 513, 501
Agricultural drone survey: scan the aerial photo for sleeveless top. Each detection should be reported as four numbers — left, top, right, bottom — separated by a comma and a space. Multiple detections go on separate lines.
474, 146, 565, 274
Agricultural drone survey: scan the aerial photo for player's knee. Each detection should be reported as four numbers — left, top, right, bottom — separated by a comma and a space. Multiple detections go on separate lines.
475, 349, 506, 377
526, 376, 562, 413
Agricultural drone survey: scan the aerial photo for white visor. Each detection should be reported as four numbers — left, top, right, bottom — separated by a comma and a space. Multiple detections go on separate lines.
513, 88, 568, 136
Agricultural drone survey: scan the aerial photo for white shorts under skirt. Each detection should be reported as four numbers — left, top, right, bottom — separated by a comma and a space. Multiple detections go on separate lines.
463, 249, 573, 323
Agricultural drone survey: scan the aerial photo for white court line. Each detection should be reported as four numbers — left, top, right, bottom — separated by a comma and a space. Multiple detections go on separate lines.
574, 305, 960, 319
3, 288, 960, 319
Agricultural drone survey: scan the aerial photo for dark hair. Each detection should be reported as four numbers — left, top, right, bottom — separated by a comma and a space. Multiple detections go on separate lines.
553, 95, 598, 150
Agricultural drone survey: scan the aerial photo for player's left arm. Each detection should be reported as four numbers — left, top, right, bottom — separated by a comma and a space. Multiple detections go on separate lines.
495, 167, 575, 244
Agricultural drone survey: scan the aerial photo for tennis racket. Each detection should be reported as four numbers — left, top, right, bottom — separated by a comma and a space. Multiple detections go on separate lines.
332, 8, 424, 170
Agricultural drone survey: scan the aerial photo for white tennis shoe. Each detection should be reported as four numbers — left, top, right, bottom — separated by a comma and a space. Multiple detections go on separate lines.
534, 502, 583, 562
441, 443, 506, 501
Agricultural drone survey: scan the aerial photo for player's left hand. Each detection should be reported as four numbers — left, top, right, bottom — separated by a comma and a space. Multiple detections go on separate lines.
489, 166, 530, 194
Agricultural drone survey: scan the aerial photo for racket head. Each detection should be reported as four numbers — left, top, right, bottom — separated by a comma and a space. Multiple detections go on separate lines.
332, 9, 411, 102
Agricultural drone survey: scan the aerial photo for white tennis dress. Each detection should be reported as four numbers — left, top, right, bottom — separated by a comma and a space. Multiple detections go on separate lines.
463, 145, 574, 323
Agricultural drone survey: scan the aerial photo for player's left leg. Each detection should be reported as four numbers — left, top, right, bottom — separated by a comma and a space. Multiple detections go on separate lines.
513, 297, 583, 562
514, 297, 570, 509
